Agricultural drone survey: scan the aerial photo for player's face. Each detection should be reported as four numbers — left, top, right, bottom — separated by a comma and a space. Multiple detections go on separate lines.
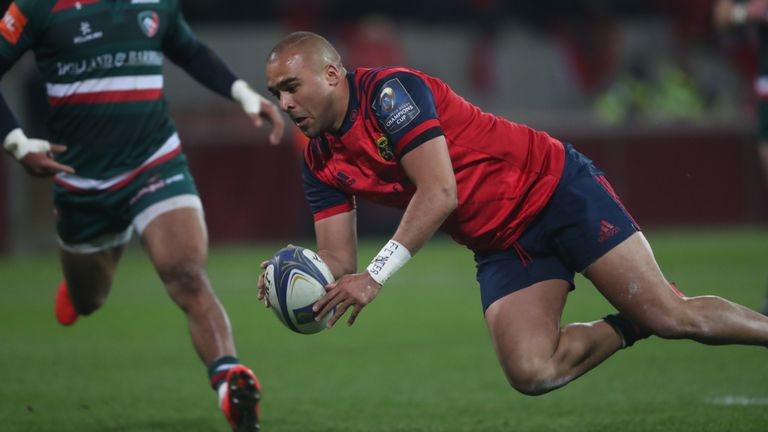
266, 52, 339, 138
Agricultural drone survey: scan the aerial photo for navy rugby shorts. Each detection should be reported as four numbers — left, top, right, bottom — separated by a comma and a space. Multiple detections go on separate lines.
474, 143, 640, 312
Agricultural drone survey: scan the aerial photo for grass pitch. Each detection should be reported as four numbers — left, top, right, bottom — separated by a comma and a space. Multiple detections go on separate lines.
0, 227, 767, 431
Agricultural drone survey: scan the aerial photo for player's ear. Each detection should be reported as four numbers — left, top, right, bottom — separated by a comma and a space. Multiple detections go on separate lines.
325, 63, 343, 86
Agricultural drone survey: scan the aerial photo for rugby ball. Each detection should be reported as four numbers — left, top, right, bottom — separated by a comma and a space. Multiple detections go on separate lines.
263, 246, 335, 334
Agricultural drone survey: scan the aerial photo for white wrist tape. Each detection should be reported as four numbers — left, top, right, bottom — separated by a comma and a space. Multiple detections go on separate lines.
732, 3, 748, 24
231, 79, 262, 115
366, 239, 412, 285
3, 128, 50, 160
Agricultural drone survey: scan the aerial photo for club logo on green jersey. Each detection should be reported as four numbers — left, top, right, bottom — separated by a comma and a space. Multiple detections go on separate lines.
73, 21, 103, 45
137, 11, 159, 38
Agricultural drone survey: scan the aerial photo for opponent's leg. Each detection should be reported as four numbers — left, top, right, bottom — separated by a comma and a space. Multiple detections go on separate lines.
585, 231, 768, 346
140, 207, 234, 363
485, 279, 624, 396
57, 245, 124, 323
139, 206, 260, 431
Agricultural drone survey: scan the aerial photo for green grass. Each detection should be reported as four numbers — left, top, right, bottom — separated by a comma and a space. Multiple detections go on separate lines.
0, 227, 767, 431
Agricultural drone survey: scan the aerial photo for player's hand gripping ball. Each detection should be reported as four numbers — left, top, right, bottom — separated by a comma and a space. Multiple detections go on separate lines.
263, 246, 335, 334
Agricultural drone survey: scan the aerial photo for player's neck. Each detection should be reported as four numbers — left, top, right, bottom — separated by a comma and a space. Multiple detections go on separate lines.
330, 72, 351, 133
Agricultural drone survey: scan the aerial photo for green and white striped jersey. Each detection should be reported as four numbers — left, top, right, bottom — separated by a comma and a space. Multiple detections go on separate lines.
0, 0, 197, 185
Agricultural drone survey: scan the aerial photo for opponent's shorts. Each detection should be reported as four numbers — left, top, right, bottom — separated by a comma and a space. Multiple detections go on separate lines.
54, 153, 202, 254
474, 143, 640, 312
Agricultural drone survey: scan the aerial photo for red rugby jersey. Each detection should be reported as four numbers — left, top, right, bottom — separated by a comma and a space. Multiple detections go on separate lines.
303, 67, 565, 252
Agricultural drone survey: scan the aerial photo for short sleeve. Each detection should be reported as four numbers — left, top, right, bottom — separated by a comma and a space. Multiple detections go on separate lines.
302, 157, 355, 222
370, 72, 444, 157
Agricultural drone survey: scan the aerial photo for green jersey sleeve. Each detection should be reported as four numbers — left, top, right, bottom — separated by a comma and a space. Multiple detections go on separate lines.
161, 0, 195, 54
0, 0, 49, 72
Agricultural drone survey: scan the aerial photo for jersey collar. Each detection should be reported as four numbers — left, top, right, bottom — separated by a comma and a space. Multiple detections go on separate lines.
337, 72, 360, 136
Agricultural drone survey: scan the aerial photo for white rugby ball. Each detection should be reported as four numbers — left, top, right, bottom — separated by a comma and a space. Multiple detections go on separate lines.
263, 246, 335, 334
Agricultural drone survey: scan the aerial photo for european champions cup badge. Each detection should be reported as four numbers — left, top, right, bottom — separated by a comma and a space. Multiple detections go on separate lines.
378, 78, 420, 134
137, 11, 159, 38
380, 87, 395, 112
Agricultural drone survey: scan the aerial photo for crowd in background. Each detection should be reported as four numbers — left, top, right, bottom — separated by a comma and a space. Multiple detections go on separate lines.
175, 0, 759, 126
0, 0, 764, 252
0, 0, 754, 127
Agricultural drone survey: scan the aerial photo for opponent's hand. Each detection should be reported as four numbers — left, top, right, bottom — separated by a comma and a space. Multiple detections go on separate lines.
20, 144, 75, 177
313, 271, 382, 328
256, 260, 271, 308
232, 79, 285, 145
4, 128, 75, 177
250, 98, 284, 145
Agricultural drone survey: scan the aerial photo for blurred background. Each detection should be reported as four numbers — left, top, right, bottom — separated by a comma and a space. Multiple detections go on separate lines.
0, 0, 766, 252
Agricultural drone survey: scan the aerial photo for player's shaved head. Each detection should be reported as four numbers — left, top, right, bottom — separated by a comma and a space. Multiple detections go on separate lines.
266, 32, 351, 138
268, 31, 343, 72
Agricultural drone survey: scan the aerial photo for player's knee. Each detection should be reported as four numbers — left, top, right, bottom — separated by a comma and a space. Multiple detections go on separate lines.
157, 260, 210, 304
156, 257, 203, 285
637, 300, 697, 339
502, 359, 557, 396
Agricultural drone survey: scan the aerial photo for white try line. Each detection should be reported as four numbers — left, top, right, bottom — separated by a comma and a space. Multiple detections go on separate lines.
706, 396, 768, 406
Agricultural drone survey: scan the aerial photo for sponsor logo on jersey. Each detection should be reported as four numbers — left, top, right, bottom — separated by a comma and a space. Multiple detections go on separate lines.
374, 78, 420, 134
376, 136, 394, 161
129, 173, 185, 205
73, 21, 103, 44
0, 2, 27, 45
137, 11, 159, 38
56, 50, 163, 76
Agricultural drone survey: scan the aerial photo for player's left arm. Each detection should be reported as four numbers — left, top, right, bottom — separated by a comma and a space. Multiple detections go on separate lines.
162, 3, 283, 144
391, 135, 457, 253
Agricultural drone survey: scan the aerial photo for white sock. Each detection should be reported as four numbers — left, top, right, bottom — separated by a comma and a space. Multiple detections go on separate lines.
217, 381, 228, 408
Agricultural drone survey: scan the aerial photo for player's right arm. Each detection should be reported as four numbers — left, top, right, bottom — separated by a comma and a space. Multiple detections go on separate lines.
714, 0, 768, 29
315, 212, 357, 279
301, 156, 357, 278
0, 0, 73, 176
256, 154, 355, 306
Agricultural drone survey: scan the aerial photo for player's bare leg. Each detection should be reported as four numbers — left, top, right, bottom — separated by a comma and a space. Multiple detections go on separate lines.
485, 279, 624, 396
586, 231, 768, 346
140, 207, 260, 431
59, 245, 124, 317
139, 207, 235, 364
486, 230, 768, 397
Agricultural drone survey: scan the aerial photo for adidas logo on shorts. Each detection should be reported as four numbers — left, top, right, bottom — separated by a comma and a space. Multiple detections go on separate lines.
598, 220, 620, 243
